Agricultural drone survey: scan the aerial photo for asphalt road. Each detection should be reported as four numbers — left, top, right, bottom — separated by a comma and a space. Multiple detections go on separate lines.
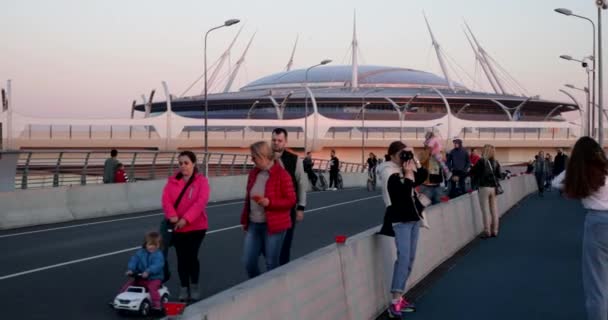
0, 187, 384, 320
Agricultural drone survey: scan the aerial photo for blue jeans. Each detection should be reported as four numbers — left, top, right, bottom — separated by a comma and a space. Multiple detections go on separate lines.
582, 210, 608, 320
419, 184, 445, 205
391, 221, 421, 294
243, 222, 286, 278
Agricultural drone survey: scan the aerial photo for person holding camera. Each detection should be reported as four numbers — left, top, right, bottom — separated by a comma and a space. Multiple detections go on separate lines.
377, 141, 428, 318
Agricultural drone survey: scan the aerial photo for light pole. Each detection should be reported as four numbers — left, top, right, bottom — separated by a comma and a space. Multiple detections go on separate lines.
303, 59, 332, 153
565, 84, 590, 135
204, 18, 240, 176
359, 88, 383, 165
385, 95, 420, 140
555, 7, 601, 145
560, 54, 594, 136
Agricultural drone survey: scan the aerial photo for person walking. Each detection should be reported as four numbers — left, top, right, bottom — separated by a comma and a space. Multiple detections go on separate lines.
329, 150, 340, 190
303, 152, 318, 191
103, 149, 119, 184
533, 151, 548, 197
241, 141, 296, 278
377, 141, 428, 318
553, 148, 568, 177
161, 151, 210, 301
552, 137, 608, 320
545, 153, 554, 191
270, 128, 307, 266
470, 144, 502, 238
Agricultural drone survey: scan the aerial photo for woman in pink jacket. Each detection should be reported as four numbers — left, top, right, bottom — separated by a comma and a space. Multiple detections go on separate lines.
161, 151, 210, 302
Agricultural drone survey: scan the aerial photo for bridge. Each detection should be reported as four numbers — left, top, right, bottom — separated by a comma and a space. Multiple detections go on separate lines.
0, 152, 588, 320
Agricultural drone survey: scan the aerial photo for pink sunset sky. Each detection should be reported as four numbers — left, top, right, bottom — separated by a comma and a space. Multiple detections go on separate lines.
0, 0, 605, 121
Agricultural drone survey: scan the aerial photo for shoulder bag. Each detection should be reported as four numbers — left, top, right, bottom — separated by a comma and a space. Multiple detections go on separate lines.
486, 160, 504, 195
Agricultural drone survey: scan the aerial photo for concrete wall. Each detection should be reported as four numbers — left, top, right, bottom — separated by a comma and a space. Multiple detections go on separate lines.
0, 172, 366, 230
179, 174, 538, 320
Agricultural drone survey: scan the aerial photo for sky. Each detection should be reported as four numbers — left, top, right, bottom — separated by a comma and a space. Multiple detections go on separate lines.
0, 0, 605, 119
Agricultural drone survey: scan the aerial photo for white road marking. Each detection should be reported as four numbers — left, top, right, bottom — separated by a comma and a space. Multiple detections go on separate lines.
0, 195, 380, 281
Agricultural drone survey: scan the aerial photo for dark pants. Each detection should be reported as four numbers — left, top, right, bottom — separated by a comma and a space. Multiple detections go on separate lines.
535, 173, 546, 195
173, 230, 206, 287
306, 170, 318, 189
329, 170, 338, 188
279, 208, 297, 266
449, 170, 467, 198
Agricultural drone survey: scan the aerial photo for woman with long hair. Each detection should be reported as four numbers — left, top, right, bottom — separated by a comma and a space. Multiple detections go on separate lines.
470, 144, 502, 238
377, 141, 428, 318
553, 137, 608, 320
161, 151, 210, 301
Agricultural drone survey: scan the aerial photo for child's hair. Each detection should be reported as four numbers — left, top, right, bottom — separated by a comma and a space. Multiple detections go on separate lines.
115, 162, 124, 170
143, 231, 162, 248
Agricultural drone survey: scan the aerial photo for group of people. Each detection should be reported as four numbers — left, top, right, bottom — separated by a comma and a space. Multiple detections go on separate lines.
527, 149, 568, 196
116, 128, 309, 314
103, 149, 130, 183
375, 136, 505, 318
303, 149, 342, 191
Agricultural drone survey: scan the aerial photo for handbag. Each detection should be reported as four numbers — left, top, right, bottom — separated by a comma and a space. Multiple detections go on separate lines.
486, 160, 504, 195
412, 188, 430, 229
160, 174, 197, 247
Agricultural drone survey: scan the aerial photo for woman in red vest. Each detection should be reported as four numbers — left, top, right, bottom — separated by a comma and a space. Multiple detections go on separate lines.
241, 141, 296, 278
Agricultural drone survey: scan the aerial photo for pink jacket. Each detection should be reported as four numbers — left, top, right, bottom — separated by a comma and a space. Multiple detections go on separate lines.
161, 173, 210, 233
424, 136, 443, 155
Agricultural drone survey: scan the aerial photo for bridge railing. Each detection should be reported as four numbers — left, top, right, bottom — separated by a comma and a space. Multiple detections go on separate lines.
2, 150, 364, 190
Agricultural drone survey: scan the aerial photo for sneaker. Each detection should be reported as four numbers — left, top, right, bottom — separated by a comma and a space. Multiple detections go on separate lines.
387, 301, 402, 318
399, 297, 416, 312
190, 283, 200, 300
178, 286, 189, 301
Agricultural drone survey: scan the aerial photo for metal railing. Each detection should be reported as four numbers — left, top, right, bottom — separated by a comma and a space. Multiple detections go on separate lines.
4, 150, 364, 190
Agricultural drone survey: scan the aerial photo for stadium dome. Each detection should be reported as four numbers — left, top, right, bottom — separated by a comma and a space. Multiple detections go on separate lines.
240, 65, 467, 91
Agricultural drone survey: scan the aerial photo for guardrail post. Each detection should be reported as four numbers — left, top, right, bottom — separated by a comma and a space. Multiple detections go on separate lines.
168, 153, 176, 177
21, 152, 32, 189
53, 152, 63, 187
216, 153, 223, 176
129, 153, 137, 182
230, 154, 236, 175
150, 152, 158, 180
81, 152, 90, 185
242, 155, 249, 174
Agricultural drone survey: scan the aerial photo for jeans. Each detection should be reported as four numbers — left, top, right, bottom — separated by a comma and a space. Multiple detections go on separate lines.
279, 208, 297, 266
535, 172, 546, 194
419, 184, 444, 205
582, 210, 608, 320
120, 279, 162, 308
173, 230, 207, 287
391, 222, 421, 294
243, 222, 286, 278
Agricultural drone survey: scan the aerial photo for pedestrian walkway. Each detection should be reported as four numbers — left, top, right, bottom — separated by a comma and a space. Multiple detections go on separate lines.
378, 190, 587, 320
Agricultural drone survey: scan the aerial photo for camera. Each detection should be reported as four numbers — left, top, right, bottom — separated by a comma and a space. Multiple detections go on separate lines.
399, 150, 414, 162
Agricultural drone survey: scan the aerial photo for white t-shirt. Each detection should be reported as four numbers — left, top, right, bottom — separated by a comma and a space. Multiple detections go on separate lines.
552, 171, 608, 211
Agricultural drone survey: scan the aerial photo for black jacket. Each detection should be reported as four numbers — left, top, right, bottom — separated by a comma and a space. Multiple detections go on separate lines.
330, 156, 340, 172
471, 158, 501, 188
385, 168, 429, 224
553, 153, 567, 175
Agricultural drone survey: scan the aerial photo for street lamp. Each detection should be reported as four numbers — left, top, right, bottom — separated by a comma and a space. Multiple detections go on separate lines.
303, 59, 332, 153
204, 18, 240, 176
555, 6, 602, 145
385, 95, 420, 140
359, 88, 383, 165
560, 54, 595, 135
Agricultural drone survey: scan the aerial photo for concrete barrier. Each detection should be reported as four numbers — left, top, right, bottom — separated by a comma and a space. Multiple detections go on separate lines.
0, 172, 367, 230
178, 175, 538, 320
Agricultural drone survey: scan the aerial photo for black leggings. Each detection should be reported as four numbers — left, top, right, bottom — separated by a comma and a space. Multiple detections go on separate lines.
172, 230, 206, 287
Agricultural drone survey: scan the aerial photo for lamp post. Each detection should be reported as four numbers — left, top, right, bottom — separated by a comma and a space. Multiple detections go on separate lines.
303, 59, 332, 153
204, 18, 240, 176
359, 88, 383, 165
555, 7, 601, 145
560, 54, 594, 136
565, 84, 590, 135
385, 95, 419, 140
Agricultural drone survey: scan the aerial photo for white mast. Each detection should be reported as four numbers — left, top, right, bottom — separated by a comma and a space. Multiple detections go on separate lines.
224, 32, 256, 93
203, 25, 244, 94
463, 27, 499, 94
423, 12, 455, 92
464, 21, 507, 95
351, 11, 359, 91
285, 35, 299, 72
